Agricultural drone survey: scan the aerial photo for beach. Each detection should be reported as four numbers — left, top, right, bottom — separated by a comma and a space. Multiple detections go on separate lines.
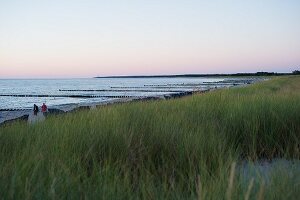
0, 76, 299, 199
0, 77, 261, 125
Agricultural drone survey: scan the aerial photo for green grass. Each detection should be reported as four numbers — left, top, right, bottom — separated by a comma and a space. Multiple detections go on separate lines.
0, 76, 300, 199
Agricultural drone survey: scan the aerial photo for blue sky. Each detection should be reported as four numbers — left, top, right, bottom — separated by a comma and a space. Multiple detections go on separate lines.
0, 0, 299, 78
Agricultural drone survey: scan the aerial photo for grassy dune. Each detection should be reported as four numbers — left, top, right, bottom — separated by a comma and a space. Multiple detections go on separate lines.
0, 76, 299, 199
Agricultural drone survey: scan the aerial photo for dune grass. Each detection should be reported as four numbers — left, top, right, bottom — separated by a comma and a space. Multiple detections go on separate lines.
0, 76, 299, 199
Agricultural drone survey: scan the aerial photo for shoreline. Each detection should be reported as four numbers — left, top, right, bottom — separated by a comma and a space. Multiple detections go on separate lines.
0, 90, 206, 126
94, 72, 296, 78
1, 76, 299, 198
0, 77, 266, 126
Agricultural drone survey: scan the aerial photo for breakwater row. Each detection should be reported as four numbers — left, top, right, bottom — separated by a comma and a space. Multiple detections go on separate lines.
0, 77, 263, 125
0, 90, 204, 125
0, 94, 145, 99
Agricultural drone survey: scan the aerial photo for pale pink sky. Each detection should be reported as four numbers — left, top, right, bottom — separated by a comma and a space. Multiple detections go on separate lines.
0, 1, 299, 78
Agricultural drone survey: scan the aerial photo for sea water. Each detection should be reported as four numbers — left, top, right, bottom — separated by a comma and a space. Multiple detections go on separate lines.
0, 77, 226, 110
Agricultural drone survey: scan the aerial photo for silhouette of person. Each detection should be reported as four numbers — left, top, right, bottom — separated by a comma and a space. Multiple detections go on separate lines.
33, 104, 39, 115
41, 103, 48, 113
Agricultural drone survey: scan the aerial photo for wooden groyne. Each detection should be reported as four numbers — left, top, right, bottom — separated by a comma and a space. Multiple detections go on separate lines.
0, 108, 29, 112
0, 90, 210, 126
0, 94, 144, 98
143, 83, 242, 87
0, 91, 198, 111
59, 89, 188, 93
0, 91, 197, 100
143, 78, 258, 87
110, 86, 204, 89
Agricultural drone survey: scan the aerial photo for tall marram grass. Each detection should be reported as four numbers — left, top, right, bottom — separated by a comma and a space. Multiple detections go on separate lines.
0, 76, 299, 199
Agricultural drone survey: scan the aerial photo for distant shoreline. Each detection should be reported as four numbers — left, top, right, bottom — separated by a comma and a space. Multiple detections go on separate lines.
94, 72, 297, 78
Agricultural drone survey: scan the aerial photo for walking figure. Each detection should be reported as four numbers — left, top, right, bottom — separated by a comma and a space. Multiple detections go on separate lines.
33, 104, 39, 115
41, 103, 48, 113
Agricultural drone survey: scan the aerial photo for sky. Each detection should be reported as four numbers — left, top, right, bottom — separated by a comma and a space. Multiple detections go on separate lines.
0, 0, 300, 78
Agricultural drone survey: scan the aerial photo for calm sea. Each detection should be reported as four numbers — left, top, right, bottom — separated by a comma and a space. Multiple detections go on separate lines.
0, 78, 225, 110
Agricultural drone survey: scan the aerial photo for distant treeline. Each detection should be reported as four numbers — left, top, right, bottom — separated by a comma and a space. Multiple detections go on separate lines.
95, 70, 300, 78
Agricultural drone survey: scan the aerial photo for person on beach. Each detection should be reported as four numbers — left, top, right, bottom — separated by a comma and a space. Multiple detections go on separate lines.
29, 104, 45, 124
33, 104, 39, 115
41, 103, 48, 113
